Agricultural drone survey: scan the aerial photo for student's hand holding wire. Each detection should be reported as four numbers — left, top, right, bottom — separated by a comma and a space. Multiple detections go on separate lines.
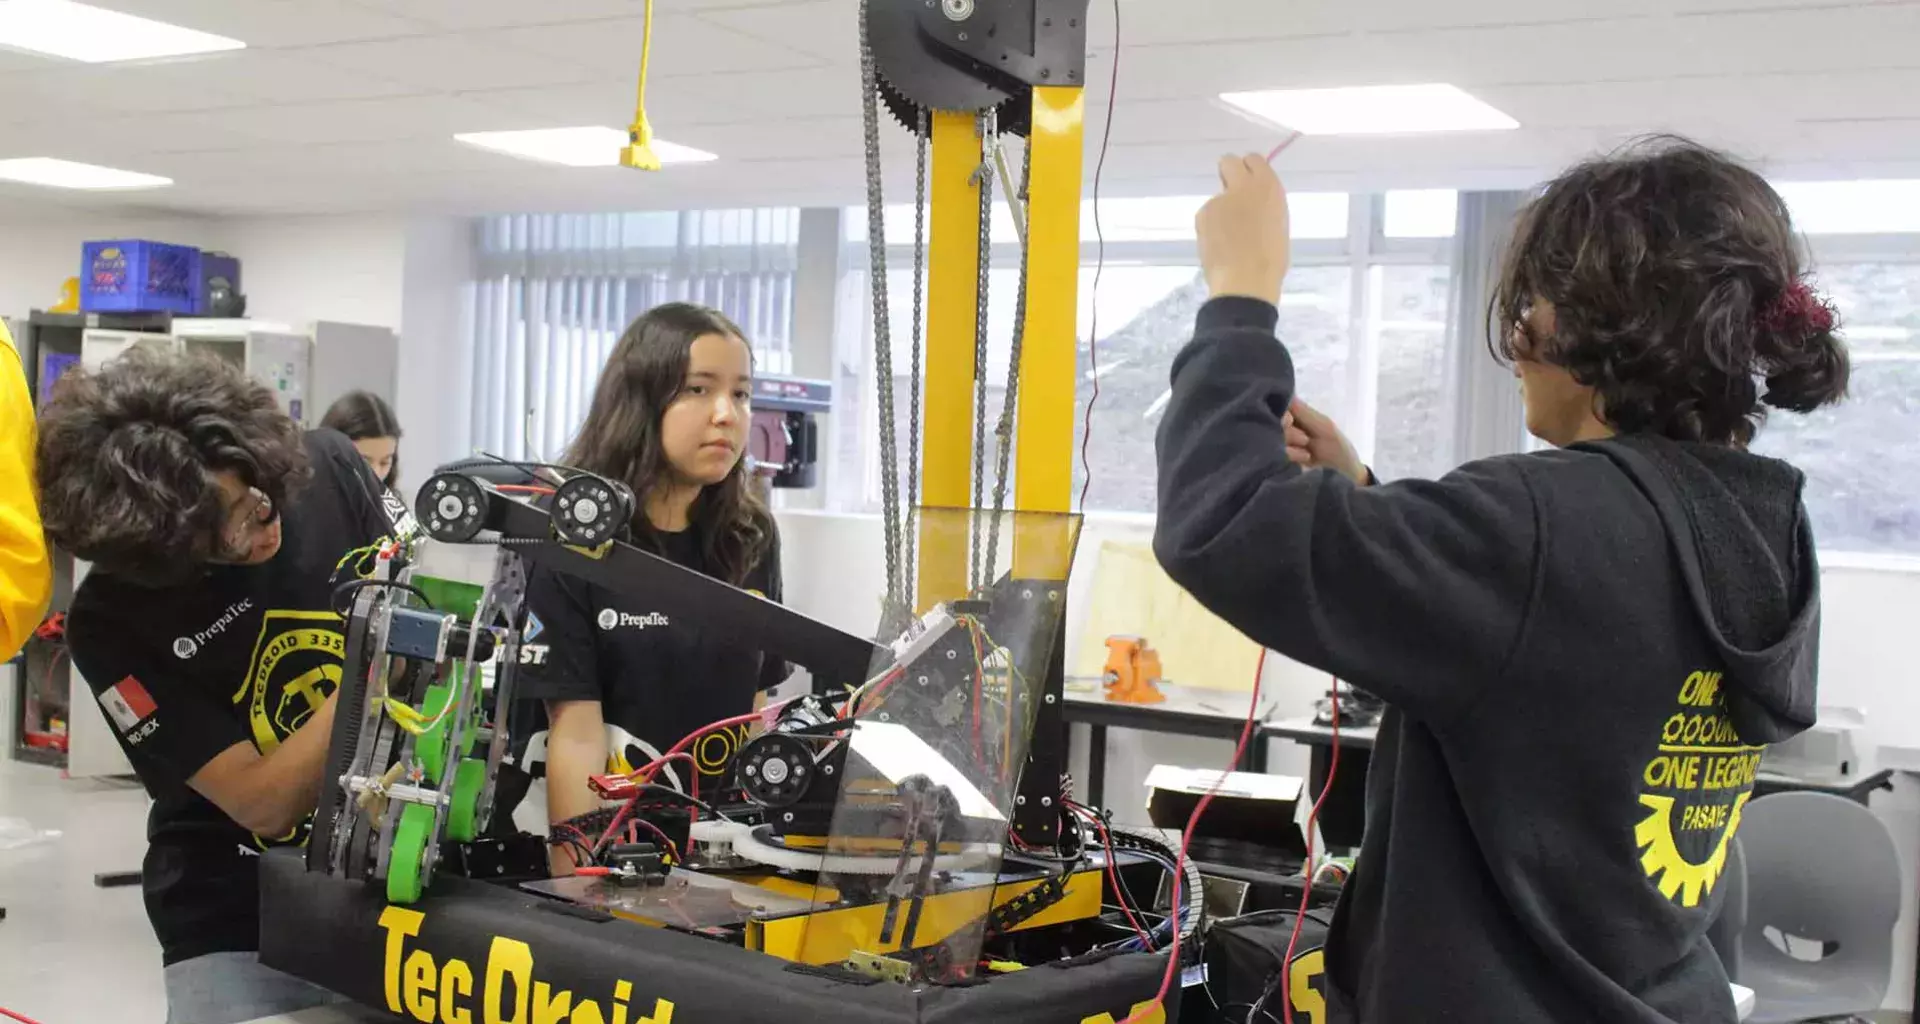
1284, 398, 1369, 486
1197, 153, 1292, 306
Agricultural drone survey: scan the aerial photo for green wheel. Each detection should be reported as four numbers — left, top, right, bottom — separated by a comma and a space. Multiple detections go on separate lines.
387, 803, 435, 904
447, 757, 487, 843
415, 683, 453, 783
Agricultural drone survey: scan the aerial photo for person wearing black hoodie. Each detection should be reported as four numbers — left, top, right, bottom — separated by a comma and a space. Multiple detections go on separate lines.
1153, 138, 1848, 1023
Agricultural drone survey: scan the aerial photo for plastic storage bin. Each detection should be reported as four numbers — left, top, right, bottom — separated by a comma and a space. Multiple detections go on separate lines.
80, 240, 202, 315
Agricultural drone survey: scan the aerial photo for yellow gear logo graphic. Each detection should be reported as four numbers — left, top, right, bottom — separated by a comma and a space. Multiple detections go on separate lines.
1634, 792, 1750, 908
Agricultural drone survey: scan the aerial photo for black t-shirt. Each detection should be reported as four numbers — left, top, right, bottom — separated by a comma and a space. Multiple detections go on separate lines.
508, 522, 787, 800
65, 429, 399, 966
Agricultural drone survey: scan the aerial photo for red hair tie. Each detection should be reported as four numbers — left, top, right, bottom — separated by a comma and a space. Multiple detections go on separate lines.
1760, 280, 1837, 339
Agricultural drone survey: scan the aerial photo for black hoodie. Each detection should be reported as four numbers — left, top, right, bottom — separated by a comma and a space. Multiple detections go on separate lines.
1153, 297, 1820, 1023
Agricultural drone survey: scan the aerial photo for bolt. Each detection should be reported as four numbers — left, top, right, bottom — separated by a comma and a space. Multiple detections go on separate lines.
1041, 796, 1053, 808
946, 650, 957, 660
1023, 588, 1033, 600
783, 812, 795, 823
918, 674, 930, 685
824, 764, 835, 775
957, 31, 968, 41
1045, 693, 1057, 705
1040, 68, 1051, 79
1049, 590, 1060, 601
1016, 795, 1027, 806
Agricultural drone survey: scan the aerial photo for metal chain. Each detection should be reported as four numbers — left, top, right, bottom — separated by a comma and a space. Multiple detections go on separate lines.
858, 0, 905, 624
982, 142, 1033, 582
903, 111, 930, 607
968, 110, 997, 591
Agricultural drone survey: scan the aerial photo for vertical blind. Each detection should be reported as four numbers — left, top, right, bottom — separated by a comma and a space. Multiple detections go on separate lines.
467, 209, 802, 462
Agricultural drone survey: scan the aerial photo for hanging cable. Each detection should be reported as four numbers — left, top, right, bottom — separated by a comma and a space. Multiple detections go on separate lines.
858, 0, 905, 626
903, 109, 931, 607
1078, 0, 1123, 514
620, 0, 660, 170
969, 110, 997, 591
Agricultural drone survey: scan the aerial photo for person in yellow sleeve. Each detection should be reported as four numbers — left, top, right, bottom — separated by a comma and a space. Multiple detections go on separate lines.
0, 319, 51, 659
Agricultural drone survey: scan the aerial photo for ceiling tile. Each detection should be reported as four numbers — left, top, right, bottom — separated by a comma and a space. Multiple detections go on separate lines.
0, 51, 422, 116
77, 0, 431, 48
698, 1, 859, 65
299, 34, 602, 92
342, 0, 649, 31
481, 13, 826, 80
202, 94, 542, 144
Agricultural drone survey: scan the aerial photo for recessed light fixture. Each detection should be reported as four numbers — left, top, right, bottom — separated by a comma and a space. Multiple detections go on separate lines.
454, 127, 718, 168
0, 0, 245, 63
1219, 84, 1519, 136
0, 158, 172, 190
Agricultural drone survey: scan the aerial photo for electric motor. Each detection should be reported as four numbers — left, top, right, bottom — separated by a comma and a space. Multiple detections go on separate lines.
551, 474, 635, 547
736, 733, 816, 809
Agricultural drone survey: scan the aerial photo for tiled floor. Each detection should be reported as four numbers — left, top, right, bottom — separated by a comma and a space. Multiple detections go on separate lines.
0, 755, 165, 1022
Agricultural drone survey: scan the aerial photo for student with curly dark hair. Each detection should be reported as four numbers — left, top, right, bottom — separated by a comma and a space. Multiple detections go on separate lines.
500, 302, 788, 874
37, 346, 403, 1024
1154, 138, 1846, 1023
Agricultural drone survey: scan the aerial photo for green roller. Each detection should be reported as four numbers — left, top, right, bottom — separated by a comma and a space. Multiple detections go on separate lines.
415, 683, 453, 783
386, 802, 435, 904
447, 758, 487, 843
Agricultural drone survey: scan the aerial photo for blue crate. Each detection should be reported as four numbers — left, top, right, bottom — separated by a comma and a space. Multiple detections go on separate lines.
80, 239, 202, 315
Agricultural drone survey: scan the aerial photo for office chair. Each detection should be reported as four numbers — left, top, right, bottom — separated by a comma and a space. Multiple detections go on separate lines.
1706, 835, 1747, 982
1737, 792, 1902, 1024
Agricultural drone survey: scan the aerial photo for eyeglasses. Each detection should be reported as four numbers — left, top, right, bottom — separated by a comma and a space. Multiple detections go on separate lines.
213, 487, 274, 562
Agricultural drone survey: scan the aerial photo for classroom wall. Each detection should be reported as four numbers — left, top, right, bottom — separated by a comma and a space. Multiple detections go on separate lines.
0, 216, 223, 316
0, 212, 477, 478
772, 508, 1920, 1010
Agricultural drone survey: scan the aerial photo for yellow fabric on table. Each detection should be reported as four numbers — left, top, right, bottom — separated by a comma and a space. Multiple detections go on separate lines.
1072, 539, 1262, 693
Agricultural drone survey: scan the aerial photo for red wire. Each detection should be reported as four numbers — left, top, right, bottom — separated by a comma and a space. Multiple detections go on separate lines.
1069, 803, 1152, 947
599, 751, 701, 851
0, 1009, 47, 1024
1118, 645, 1266, 1024
1282, 679, 1341, 1024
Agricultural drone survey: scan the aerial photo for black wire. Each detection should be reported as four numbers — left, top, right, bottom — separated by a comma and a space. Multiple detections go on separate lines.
1076, 0, 1122, 515
626, 784, 725, 821
332, 578, 434, 616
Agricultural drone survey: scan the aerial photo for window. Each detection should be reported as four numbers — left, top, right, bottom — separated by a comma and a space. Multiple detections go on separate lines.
468, 209, 800, 461
1750, 261, 1920, 555
1777, 181, 1920, 235
1068, 264, 1354, 513
1370, 264, 1454, 481
844, 193, 1352, 246
1383, 190, 1458, 239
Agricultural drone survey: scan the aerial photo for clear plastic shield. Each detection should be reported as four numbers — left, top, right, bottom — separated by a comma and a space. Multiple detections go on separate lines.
775, 507, 1079, 984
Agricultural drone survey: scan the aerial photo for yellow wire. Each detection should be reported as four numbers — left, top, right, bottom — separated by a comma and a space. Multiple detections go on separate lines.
636, 0, 651, 116
621, 0, 660, 170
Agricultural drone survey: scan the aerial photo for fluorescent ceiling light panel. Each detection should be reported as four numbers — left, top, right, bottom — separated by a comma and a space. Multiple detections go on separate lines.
0, 157, 171, 190
1219, 84, 1518, 136
0, 0, 245, 63
454, 127, 717, 167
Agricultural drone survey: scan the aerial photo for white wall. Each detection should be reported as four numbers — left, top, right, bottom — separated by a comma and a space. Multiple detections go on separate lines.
0, 216, 222, 317
772, 508, 1920, 1008
1, 211, 474, 479
396, 218, 477, 475
209, 215, 407, 329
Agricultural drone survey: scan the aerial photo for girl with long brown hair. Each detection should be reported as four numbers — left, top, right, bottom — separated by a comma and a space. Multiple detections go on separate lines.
509, 302, 786, 873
